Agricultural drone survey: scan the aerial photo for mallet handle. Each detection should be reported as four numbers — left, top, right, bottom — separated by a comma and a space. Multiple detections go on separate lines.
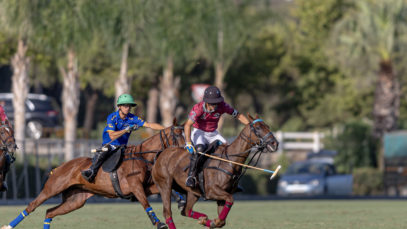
91, 129, 129, 153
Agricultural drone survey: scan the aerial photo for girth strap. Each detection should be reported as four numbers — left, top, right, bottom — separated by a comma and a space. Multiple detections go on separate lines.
110, 170, 135, 201
206, 166, 236, 178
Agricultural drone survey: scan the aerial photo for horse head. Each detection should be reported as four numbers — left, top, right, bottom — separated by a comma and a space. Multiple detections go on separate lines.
245, 114, 279, 152
0, 120, 17, 155
0, 120, 16, 192
168, 118, 185, 147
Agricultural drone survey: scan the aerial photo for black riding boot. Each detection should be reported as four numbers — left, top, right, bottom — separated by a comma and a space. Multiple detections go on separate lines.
186, 153, 199, 188
81, 149, 110, 182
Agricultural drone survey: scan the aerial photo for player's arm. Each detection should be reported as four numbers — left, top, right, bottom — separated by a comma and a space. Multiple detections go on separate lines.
184, 119, 194, 144
224, 102, 249, 125
237, 113, 249, 125
107, 129, 128, 140
143, 122, 165, 130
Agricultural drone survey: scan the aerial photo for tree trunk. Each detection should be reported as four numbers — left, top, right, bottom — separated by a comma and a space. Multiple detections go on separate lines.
146, 87, 159, 135
61, 49, 80, 161
373, 60, 400, 170
115, 42, 130, 106
159, 57, 180, 127
11, 39, 30, 147
83, 89, 98, 139
215, 24, 227, 131
215, 61, 226, 130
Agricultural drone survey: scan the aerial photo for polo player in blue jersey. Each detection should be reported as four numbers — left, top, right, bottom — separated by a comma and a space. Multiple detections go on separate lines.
81, 93, 164, 182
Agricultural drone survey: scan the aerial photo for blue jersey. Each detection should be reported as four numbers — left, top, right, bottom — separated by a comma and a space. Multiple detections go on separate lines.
102, 110, 145, 146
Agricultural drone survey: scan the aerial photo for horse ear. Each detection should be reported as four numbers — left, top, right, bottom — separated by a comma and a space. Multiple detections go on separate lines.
173, 118, 177, 126
247, 113, 254, 122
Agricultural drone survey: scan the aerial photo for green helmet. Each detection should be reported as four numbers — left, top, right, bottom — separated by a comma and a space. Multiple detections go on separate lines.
117, 94, 137, 106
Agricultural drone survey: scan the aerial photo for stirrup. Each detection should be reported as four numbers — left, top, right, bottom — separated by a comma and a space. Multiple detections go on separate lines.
186, 176, 196, 188
81, 169, 96, 182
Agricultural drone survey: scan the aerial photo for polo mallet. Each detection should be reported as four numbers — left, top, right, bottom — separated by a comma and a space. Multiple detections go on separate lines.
196, 151, 282, 180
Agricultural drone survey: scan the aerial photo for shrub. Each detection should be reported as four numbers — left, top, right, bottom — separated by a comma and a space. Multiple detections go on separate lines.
352, 167, 383, 195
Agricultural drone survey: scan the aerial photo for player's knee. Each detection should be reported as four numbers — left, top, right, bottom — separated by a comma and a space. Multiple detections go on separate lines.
196, 144, 207, 153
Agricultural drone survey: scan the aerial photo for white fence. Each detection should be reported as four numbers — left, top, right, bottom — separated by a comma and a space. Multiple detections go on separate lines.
275, 131, 325, 153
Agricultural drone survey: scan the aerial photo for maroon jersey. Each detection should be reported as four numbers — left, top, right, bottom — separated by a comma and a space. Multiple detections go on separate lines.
188, 101, 238, 132
0, 105, 7, 122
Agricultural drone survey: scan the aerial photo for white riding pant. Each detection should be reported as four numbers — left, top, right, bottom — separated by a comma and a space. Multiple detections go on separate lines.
191, 128, 227, 147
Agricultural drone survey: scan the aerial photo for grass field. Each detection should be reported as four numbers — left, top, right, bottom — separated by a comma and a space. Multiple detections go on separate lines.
1, 200, 407, 229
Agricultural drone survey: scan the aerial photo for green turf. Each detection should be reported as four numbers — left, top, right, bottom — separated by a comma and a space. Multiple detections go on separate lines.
1, 200, 407, 228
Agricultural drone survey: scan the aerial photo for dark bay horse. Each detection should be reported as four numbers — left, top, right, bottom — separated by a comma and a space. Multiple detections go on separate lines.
1, 121, 185, 229
152, 115, 279, 228
0, 120, 17, 192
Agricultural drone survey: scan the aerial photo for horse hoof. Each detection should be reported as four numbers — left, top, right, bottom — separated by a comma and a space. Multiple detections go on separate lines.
198, 218, 206, 225
1, 225, 12, 229
177, 199, 186, 211
157, 222, 168, 229
214, 218, 226, 228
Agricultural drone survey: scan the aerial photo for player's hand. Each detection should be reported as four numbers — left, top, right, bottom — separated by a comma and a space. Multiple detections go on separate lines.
125, 124, 139, 133
185, 142, 196, 154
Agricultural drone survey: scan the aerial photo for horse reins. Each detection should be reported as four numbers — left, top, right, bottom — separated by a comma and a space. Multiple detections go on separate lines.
123, 125, 185, 164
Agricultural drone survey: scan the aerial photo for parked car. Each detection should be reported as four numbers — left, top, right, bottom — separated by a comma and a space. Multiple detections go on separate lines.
277, 160, 353, 196
0, 93, 61, 139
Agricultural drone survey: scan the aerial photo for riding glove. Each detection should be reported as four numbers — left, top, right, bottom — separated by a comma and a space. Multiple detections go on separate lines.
185, 142, 196, 154
125, 124, 139, 133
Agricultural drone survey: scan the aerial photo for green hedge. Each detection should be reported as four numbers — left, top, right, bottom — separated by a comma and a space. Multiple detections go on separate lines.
352, 167, 383, 195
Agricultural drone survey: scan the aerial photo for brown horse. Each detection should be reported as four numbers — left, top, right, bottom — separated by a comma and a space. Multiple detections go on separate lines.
1, 121, 185, 229
0, 120, 17, 192
152, 115, 279, 228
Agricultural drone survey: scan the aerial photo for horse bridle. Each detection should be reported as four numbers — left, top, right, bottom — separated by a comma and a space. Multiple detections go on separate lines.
159, 125, 185, 149
0, 123, 17, 177
241, 119, 276, 152
0, 124, 17, 154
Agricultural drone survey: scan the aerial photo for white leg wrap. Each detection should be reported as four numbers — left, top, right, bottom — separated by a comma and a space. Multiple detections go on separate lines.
1, 225, 13, 229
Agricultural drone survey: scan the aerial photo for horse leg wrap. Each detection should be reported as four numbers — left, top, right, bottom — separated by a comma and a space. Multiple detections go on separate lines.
165, 217, 176, 229
9, 210, 29, 227
145, 207, 160, 225
218, 201, 233, 221
205, 219, 215, 228
188, 209, 207, 219
43, 218, 52, 229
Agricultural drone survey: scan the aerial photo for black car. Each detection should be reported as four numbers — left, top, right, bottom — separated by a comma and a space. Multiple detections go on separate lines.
0, 93, 61, 139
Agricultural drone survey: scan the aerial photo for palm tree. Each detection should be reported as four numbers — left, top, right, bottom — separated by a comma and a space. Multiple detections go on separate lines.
143, 1, 194, 126
190, 1, 261, 129
330, 0, 407, 168
0, 0, 42, 144
95, 0, 145, 105
40, 0, 94, 160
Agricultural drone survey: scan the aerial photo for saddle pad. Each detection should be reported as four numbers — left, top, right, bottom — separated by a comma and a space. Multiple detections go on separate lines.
102, 148, 123, 172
